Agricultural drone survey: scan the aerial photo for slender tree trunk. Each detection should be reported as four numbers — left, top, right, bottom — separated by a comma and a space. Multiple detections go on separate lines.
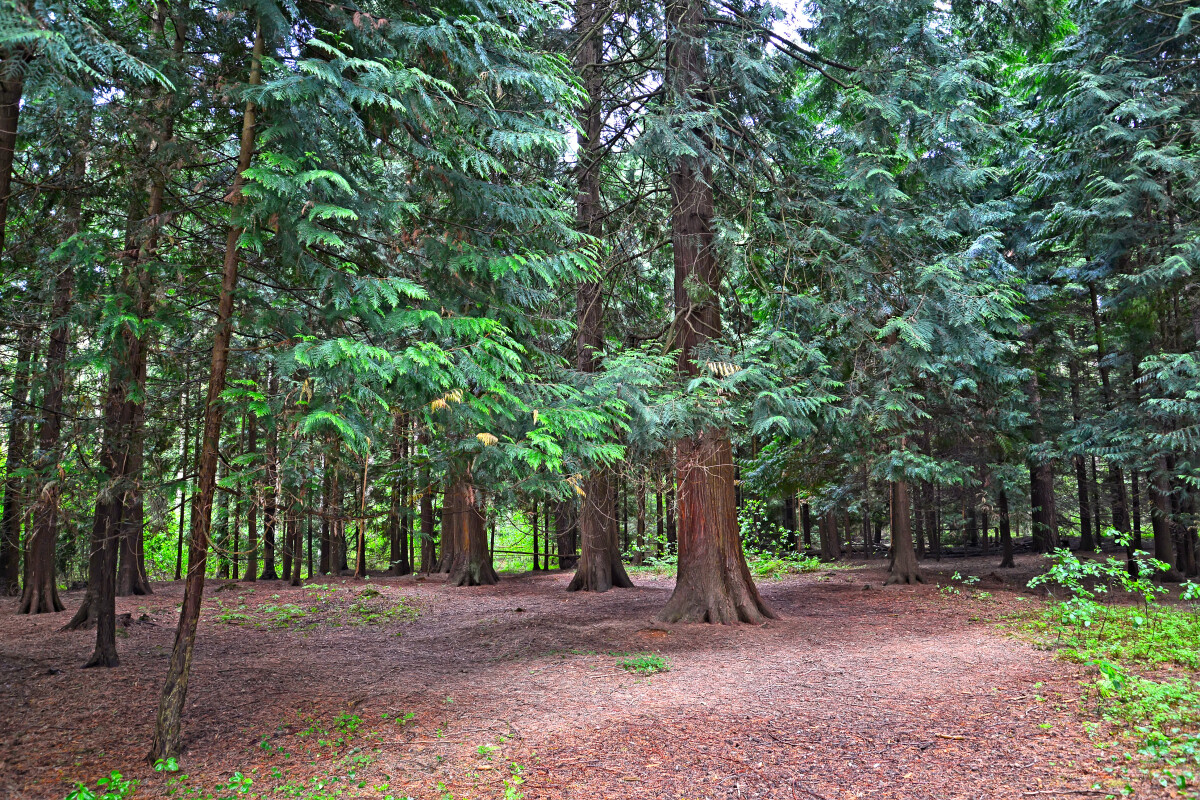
555, 501, 578, 569
1, 327, 33, 595
320, 457, 331, 574
635, 478, 646, 565
419, 461, 435, 573
998, 488, 1014, 568
886, 479, 923, 584
242, 407, 258, 581
259, 371, 278, 580
800, 502, 811, 550
149, 22, 263, 760
1151, 456, 1182, 580
1025, 352, 1059, 552
445, 476, 497, 586
353, 457, 368, 579
18, 118, 89, 616
1089, 284, 1130, 539
0, 61, 28, 267
174, 384, 190, 581
657, 0, 770, 624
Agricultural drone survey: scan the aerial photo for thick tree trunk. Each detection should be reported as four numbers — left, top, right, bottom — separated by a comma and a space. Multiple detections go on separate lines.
658, 0, 769, 624
1, 328, 34, 595
444, 477, 498, 587
885, 480, 923, 585
567, 470, 633, 591
62, 364, 132, 661
819, 509, 841, 561
567, 0, 633, 592
659, 432, 774, 623
149, 22, 262, 760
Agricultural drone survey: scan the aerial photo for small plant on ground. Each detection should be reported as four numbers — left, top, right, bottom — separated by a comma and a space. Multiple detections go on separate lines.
619, 653, 670, 675
64, 772, 137, 800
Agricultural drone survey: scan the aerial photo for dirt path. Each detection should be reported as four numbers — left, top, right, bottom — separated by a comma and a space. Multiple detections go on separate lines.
0, 556, 1124, 799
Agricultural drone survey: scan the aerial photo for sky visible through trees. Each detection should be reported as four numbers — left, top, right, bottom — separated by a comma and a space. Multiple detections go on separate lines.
3, 0, 1200, 797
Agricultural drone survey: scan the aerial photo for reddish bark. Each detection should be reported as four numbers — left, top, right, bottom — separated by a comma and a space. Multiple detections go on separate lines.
657, 0, 770, 624
885, 480, 923, 585
444, 477, 498, 587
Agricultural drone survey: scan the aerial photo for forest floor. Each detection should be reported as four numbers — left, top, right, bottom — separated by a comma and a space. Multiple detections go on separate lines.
0, 553, 1160, 800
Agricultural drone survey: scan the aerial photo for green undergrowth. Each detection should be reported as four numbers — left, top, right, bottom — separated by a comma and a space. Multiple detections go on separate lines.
618, 653, 670, 675
65, 709, 526, 800
210, 585, 419, 632
1024, 531, 1200, 797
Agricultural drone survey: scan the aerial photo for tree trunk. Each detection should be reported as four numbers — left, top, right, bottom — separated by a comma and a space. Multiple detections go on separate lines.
242, 407, 258, 581
149, 21, 263, 760
659, 432, 774, 623
1, 327, 34, 595
567, 470, 633, 591
259, 373, 279, 579
1089, 284, 1130, 541
0, 63, 28, 268
657, 0, 769, 624
1151, 456, 1182, 580
18, 118, 88, 616
885, 480, 923, 585
419, 465, 435, 573
800, 502, 811, 550
1026, 354, 1059, 552
634, 478, 646, 565
555, 501, 578, 570
445, 477, 498, 586
998, 488, 1014, 568
174, 385, 190, 581
819, 509, 841, 562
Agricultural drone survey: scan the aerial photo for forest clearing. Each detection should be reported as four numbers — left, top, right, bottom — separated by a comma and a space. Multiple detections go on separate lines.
1, 554, 1169, 800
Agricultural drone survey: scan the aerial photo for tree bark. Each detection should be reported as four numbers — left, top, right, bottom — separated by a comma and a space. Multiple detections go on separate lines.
0, 60, 28, 267
800, 502, 811, 550
1151, 456, 1182, 580
1026, 354, 1059, 552
659, 432, 774, 623
567, 469, 633, 591
1, 327, 34, 595
819, 509, 841, 562
567, 0, 634, 592
555, 501, 578, 569
259, 370, 279, 579
885, 480, 923, 585
18, 116, 88, 616
998, 488, 1014, 568
445, 477, 498, 586
242, 406, 258, 581
657, 0, 769, 624
149, 20, 262, 760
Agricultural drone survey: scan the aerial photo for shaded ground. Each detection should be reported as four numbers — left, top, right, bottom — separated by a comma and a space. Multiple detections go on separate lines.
0, 554, 1135, 799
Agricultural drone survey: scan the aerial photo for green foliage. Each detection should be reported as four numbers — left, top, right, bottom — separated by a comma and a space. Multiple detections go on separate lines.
619, 653, 670, 675
63, 772, 137, 800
